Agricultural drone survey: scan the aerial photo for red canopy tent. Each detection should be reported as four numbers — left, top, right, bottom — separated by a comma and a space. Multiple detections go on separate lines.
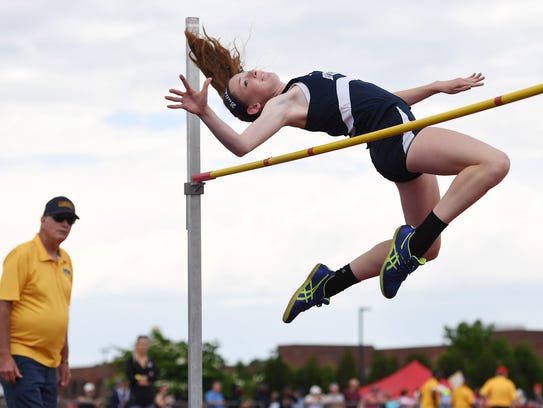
359, 360, 432, 399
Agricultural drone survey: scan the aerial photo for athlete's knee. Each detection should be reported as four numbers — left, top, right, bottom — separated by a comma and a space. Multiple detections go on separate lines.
482, 150, 510, 188
491, 150, 510, 180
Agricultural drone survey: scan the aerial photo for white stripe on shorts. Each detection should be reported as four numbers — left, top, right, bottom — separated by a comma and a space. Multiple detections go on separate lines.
336, 77, 355, 136
396, 106, 416, 153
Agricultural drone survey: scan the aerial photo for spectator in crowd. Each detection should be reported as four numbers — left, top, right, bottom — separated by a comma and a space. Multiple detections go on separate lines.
305, 385, 326, 408
480, 366, 517, 408
77, 382, 101, 408
439, 385, 453, 408
420, 370, 444, 408
126, 335, 158, 408
205, 380, 225, 408
398, 389, 416, 408
532, 383, 543, 407
230, 384, 246, 407
106, 379, 129, 408
291, 389, 305, 408
452, 380, 475, 408
473, 388, 486, 408
344, 378, 362, 408
324, 382, 346, 408
154, 383, 175, 408
438, 382, 452, 408
253, 384, 270, 407
364, 386, 386, 408
268, 390, 281, 408
384, 391, 400, 408
280, 385, 298, 407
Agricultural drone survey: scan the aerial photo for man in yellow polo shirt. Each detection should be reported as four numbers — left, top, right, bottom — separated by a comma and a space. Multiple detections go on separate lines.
452, 380, 475, 408
420, 370, 444, 408
0, 196, 79, 408
480, 366, 517, 408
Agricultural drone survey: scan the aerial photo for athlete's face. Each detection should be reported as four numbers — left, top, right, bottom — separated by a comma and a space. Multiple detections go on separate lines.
228, 70, 282, 107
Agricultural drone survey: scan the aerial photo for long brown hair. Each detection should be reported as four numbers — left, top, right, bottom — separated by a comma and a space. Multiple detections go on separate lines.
185, 29, 258, 122
185, 28, 243, 96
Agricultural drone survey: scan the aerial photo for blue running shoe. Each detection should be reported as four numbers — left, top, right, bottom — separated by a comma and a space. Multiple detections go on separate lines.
282, 264, 334, 323
380, 225, 426, 299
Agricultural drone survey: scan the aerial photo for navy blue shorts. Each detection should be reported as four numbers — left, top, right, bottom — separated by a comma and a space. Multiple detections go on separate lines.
366, 104, 423, 183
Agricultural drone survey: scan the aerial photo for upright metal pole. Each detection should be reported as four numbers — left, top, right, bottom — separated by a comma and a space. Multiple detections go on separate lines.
185, 16, 204, 408
358, 307, 370, 384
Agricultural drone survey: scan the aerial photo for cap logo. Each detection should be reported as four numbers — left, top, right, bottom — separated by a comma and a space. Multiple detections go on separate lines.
58, 200, 75, 210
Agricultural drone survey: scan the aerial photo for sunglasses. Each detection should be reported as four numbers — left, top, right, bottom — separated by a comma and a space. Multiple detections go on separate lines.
52, 215, 77, 226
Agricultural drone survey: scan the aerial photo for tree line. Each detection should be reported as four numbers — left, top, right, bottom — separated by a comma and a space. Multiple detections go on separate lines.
106, 320, 543, 401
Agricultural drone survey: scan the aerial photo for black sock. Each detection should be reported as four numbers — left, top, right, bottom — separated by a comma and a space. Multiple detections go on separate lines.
409, 211, 448, 258
323, 264, 359, 298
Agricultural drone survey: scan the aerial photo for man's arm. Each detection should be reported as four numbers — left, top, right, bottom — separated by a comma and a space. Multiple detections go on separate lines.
58, 333, 71, 387
394, 73, 485, 106
60, 335, 69, 364
0, 300, 12, 354
0, 300, 22, 384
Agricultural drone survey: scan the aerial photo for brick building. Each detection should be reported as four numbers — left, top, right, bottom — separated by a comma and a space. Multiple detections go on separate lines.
277, 328, 543, 370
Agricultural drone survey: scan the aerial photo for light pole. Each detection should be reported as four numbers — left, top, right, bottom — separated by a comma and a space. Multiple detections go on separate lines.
358, 307, 370, 384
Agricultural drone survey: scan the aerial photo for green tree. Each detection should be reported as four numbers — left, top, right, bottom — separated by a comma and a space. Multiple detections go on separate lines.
320, 363, 337, 391
202, 340, 227, 391
512, 343, 543, 392
147, 328, 189, 393
295, 356, 323, 391
366, 351, 398, 384
107, 328, 228, 397
336, 349, 359, 389
262, 354, 293, 392
229, 359, 266, 400
107, 328, 190, 395
404, 353, 432, 369
437, 320, 543, 389
438, 320, 499, 384
436, 348, 464, 378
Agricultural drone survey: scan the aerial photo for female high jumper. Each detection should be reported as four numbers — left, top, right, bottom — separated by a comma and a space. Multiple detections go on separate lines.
166, 29, 509, 323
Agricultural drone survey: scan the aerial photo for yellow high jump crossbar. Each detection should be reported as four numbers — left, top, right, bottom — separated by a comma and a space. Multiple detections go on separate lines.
192, 83, 543, 182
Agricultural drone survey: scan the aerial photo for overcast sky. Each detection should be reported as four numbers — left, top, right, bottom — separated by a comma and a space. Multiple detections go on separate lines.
1, 0, 542, 368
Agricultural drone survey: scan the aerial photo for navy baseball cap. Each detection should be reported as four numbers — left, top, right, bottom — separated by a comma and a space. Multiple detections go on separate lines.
43, 196, 79, 219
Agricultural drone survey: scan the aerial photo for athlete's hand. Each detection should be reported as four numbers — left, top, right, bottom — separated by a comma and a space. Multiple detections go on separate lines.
165, 74, 213, 115
437, 73, 485, 94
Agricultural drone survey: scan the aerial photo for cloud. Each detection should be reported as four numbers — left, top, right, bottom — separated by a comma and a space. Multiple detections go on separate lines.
105, 110, 183, 131
0, 0, 542, 367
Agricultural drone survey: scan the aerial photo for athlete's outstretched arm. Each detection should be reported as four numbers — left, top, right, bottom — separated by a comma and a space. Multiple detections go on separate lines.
394, 73, 485, 106
166, 74, 293, 156
166, 75, 260, 156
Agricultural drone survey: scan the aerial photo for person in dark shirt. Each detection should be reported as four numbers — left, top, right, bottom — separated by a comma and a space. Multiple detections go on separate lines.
126, 335, 158, 408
